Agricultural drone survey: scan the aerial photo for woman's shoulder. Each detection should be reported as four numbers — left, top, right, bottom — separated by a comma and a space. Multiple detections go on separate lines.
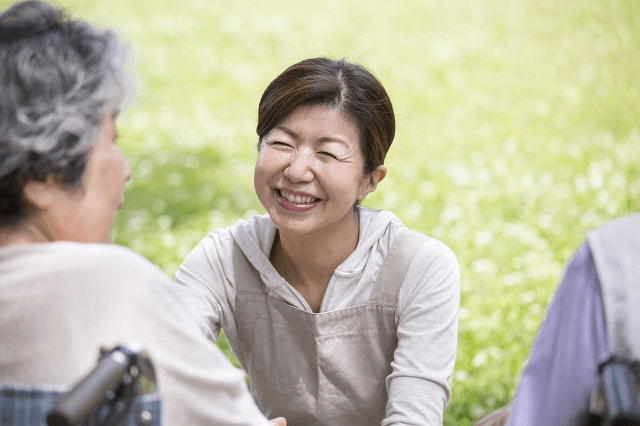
0, 242, 174, 310
361, 207, 457, 261
415, 234, 458, 265
48, 242, 170, 283
370, 211, 459, 276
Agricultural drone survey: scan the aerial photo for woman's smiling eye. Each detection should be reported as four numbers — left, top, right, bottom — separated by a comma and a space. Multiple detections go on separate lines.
318, 151, 337, 159
270, 141, 292, 148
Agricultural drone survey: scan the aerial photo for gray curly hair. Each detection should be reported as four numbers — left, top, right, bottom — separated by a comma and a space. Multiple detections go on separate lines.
0, 0, 130, 226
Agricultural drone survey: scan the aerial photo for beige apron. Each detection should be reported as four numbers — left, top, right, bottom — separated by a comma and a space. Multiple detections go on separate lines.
230, 229, 428, 426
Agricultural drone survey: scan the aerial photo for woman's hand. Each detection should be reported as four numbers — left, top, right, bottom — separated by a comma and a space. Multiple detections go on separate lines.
269, 417, 287, 426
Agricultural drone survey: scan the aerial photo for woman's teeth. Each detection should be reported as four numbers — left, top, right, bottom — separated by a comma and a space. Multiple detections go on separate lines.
279, 189, 317, 205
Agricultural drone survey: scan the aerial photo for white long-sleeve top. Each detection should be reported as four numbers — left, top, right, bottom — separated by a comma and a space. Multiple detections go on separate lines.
0, 242, 271, 426
175, 207, 460, 425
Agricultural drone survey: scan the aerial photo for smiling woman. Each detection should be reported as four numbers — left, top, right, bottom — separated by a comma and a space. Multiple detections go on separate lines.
255, 104, 382, 256
175, 57, 461, 425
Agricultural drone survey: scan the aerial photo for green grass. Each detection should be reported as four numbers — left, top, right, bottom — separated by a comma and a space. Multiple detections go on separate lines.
3, 0, 639, 423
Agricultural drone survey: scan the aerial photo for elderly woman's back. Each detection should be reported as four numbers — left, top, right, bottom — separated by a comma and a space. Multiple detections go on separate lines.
0, 1, 275, 425
0, 241, 271, 425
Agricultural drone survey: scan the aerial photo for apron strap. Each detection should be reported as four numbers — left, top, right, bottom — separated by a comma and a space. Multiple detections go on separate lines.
368, 229, 430, 307
231, 238, 266, 294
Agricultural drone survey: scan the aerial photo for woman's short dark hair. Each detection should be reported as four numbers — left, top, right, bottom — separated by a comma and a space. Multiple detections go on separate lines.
256, 57, 395, 175
0, 0, 129, 227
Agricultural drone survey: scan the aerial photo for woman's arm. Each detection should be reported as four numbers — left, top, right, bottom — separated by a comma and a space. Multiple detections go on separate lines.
384, 238, 460, 425
174, 233, 230, 341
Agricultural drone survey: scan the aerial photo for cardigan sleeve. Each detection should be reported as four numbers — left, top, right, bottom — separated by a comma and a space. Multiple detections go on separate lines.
384, 238, 460, 425
173, 233, 231, 342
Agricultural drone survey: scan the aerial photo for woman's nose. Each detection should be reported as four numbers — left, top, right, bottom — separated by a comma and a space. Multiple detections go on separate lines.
120, 149, 132, 182
284, 151, 314, 182
124, 159, 132, 182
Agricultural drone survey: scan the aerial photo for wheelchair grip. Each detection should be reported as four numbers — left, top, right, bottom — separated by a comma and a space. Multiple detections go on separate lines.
600, 358, 640, 426
46, 350, 130, 426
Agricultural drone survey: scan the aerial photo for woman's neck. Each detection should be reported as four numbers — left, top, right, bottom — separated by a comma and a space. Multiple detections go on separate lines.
0, 218, 53, 247
270, 211, 360, 312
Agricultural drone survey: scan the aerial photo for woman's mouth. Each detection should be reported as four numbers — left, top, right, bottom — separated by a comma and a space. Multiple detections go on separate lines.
276, 189, 321, 211
277, 189, 320, 205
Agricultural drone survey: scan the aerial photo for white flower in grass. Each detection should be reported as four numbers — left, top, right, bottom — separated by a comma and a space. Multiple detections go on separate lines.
208, 210, 226, 229
420, 181, 434, 196
157, 215, 172, 230
128, 209, 149, 231
521, 291, 535, 304
200, 187, 215, 202
445, 162, 471, 187
161, 232, 176, 248
167, 172, 183, 187
439, 203, 464, 225
574, 175, 587, 194
472, 351, 488, 367
177, 244, 191, 259
504, 272, 524, 287
609, 173, 626, 189
152, 199, 167, 213
473, 230, 494, 246
131, 239, 144, 252
588, 163, 604, 190
454, 370, 468, 382
472, 405, 485, 419
459, 307, 470, 320
472, 258, 497, 275
383, 191, 399, 209
404, 201, 423, 223
136, 160, 153, 178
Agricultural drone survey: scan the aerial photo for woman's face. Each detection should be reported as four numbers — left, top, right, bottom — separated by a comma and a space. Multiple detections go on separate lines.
254, 104, 381, 238
45, 107, 131, 243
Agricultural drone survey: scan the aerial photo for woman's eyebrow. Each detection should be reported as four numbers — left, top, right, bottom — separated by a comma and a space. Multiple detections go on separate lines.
272, 125, 298, 139
316, 137, 348, 147
273, 126, 348, 147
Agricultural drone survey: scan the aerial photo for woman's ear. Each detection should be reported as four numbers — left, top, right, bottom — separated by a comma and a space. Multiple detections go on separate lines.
372, 165, 387, 186
357, 165, 387, 203
22, 177, 59, 210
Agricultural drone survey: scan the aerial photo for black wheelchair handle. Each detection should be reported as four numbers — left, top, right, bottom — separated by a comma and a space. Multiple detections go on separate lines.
46, 349, 130, 426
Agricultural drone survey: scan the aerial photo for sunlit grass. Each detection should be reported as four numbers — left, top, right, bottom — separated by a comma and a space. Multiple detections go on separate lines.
3, 0, 638, 422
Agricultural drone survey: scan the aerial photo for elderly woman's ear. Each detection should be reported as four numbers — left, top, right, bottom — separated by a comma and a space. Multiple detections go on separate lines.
22, 177, 60, 210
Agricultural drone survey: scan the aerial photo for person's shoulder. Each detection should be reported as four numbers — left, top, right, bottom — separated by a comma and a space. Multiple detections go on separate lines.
229, 213, 277, 254
360, 207, 402, 226
358, 207, 404, 241
420, 235, 458, 264
232, 213, 274, 238
411, 235, 459, 279
55, 242, 169, 282
361, 207, 458, 266
588, 212, 640, 242
383, 212, 458, 264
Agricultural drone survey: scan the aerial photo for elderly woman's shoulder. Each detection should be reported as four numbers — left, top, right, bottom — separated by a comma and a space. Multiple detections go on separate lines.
69, 242, 167, 277
1, 242, 169, 285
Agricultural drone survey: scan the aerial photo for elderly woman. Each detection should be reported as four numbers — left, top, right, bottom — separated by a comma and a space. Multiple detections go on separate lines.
175, 58, 461, 425
0, 1, 282, 425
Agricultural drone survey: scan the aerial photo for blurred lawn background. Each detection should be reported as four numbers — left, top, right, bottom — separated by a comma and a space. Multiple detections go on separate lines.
3, 0, 638, 423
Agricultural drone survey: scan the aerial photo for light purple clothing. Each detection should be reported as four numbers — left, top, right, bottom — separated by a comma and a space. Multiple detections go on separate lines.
507, 243, 610, 426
